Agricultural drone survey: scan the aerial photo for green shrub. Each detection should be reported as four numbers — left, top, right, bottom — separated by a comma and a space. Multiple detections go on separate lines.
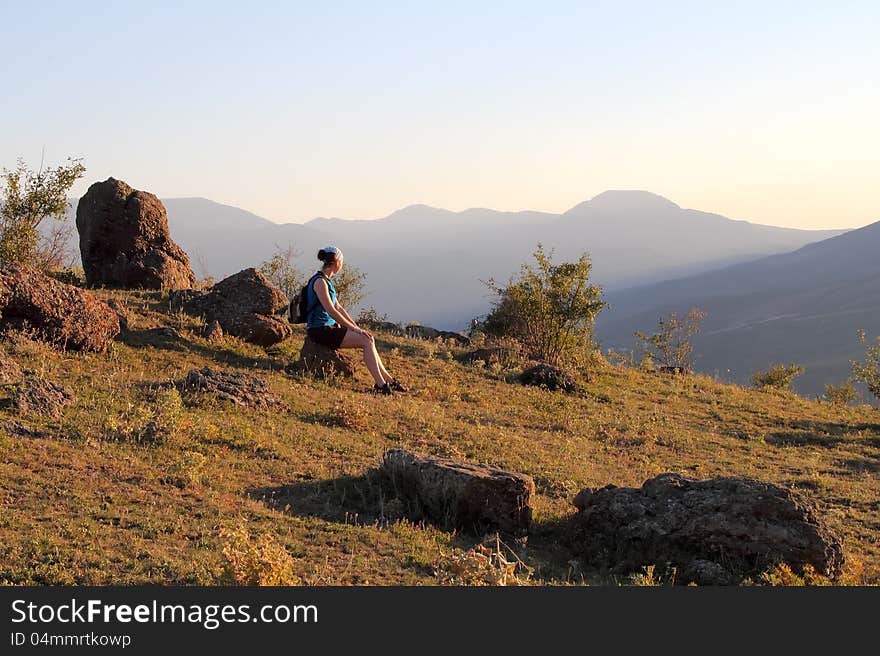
823, 382, 858, 407
478, 244, 605, 367
752, 364, 804, 390
1, 157, 85, 269
635, 307, 706, 371
851, 330, 880, 403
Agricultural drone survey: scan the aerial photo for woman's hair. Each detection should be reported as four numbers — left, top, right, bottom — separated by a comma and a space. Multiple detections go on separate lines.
317, 247, 342, 266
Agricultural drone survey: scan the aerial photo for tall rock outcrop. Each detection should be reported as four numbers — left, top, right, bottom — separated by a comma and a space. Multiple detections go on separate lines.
76, 178, 196, 290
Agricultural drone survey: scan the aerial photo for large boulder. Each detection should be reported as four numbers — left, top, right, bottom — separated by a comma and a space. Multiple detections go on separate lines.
292, 337, 357, 378
76, 178, 196, 290
0, 265, 120, 351
568, 473, 846, 584
170, 268, 291, 346
381, 449, 535, 534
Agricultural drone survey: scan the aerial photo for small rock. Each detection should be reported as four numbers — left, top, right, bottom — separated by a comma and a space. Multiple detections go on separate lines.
181, 367, 284, 409
203, 320, 223, 342
105, 298, 132, 333
460, 347, 517, 367
2, 419, 50, 439
293, 337, 357, 378
519, 363, 577, 392
14, 378, 76, 418
146, 326, 181, 339
657, 366, 690, 375
404, 323, 470, 345
0, 350, 23, 384
568, 473, 846, 585
381, 449, 535, 534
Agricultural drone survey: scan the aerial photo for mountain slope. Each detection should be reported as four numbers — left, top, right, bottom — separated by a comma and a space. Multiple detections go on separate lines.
57, 191, 843, 330
597, 221, 880, 397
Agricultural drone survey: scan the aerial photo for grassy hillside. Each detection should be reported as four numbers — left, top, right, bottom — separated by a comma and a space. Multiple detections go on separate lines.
1, 289, 878, 585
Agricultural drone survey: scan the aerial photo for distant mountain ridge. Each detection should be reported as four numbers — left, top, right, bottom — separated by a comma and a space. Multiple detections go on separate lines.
57, 190, 844, 331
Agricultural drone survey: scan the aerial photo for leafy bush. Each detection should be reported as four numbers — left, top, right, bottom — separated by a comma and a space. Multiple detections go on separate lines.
258, 244, 303, 299
851, 330, 880, 403
478, 244, 605, 367
752, 364, 804, 390
1, 157, 85, 269
333, 263, 368, 310
219, 525, 299, 585
634, 307, 706, 371
823, 382, 858, 407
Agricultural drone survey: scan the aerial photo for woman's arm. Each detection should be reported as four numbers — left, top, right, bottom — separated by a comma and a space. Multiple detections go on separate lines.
336, 303, 373, 337
314, 279, 363, 332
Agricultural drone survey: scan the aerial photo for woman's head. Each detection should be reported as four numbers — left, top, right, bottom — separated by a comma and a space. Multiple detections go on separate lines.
317, 246, 344, 274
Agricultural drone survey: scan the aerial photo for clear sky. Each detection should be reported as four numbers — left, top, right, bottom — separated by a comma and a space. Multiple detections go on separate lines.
2, 1, 877, 229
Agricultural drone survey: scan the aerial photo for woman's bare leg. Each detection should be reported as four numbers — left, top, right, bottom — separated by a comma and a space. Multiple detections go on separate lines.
339, 331, 385, 386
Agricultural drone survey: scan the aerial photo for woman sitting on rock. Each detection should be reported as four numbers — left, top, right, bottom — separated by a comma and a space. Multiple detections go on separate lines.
305, 246, 407, 395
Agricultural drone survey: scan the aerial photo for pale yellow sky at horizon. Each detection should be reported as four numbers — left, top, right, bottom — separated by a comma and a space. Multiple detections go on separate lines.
10, 3, 878, 233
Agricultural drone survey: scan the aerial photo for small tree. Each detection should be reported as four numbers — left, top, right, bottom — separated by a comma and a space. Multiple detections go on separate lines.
823, 382, 858, 407
480, 244, 605, 367
333, 264, 368, 311
851, 330, 880, 403
635, 307, 706, 371
0, 157, 85, 269
752, 363, 803, 390
259, 244, 303, 299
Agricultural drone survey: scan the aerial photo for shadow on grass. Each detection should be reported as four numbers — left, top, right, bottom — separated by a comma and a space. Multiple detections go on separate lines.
246, 472, 594, 584
247, 470, 391, 525
767, 428, 880, 449
120, 328, 287, 372
766, 432, 847, 448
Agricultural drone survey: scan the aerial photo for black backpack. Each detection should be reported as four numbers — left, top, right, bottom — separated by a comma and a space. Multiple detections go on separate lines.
289, 272, 328, 323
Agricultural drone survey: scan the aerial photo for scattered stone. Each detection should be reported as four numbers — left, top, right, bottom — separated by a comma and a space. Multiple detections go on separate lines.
519, 363, 577, 392
437, 330, 470, 346
169, 268, 291, 347
13, 378, 76, 418
145, 326, 182, 340
76, 177, 196, 290
203, 319, 223, 342
0, 350, 23, 384
460, 347, 517, 367
405, 323, 470, 345
657, 365, 690, 375
381, 449, 535, 534
359, 318, 406, 336
0, 265, 120, 351
181, 367, 284, 409
2, 419, 50, 439
292, 337, 357, 378
568, 473, 845, 585
105, 298, 132, 333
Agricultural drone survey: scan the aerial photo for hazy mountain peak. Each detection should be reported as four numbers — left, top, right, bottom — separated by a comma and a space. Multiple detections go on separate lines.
566, 190, 681, 215
383, 204, 455, 221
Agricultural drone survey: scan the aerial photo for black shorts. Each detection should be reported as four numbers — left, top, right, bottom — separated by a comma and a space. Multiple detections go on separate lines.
307, 325, 348, 349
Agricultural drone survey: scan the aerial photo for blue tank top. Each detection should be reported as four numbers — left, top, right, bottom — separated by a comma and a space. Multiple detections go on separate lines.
305, 272, 337, 328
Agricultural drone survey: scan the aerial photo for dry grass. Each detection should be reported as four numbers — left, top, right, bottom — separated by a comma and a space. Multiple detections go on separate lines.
0, 288, 878, 585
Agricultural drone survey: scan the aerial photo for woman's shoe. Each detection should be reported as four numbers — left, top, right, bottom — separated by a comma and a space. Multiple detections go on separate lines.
388, 379, 409, 392
373, 383, 394, 396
